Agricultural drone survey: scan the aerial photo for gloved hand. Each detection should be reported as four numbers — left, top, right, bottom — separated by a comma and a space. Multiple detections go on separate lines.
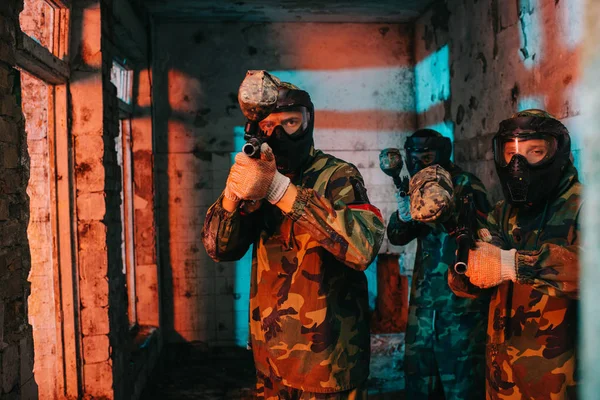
224, 143, 291, 203
465, 241, 517, 288
408, 165, 454, 223
395, 191, 412, 222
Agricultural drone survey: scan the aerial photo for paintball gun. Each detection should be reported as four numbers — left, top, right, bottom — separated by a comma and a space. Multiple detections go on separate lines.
238, 70, 280, 158
379, 148, 410, 195
451, 194, 475, 274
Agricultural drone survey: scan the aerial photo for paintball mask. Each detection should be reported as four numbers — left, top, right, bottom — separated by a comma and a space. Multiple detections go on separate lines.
263, 82, 315, 175
493, 109, 571, 205
404, 129, 452, 176
238, 71, 314, 175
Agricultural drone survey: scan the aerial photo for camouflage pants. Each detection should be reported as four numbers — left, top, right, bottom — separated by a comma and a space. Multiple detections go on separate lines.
404, 306, 487, 400
255, 371, 368, 400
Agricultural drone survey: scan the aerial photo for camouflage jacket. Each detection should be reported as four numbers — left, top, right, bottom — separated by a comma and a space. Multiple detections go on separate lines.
387, 163, 492, 311
202, 148, 385, 393
449, 163, 582, 399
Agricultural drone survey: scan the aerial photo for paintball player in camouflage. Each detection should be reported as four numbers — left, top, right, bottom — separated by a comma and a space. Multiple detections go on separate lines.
385, 129, 491, 399
201, 71, 385, 399
449, 109, 582, 399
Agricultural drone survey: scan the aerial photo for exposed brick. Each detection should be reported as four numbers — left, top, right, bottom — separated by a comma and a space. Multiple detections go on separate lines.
0, 198, 9, 220
80, 307, 109, 336
0, 40, 15, 66
1, 344, 19, 393
0, 21, 16, 57
79, 246, 109, 307
83, 361, 113, 398
70, 73, 104, 136
0, 67, 12, 92
76, 192, 106, 220
0, 220, 22, 247
77, 221, 107, 250
136, 264, 159, 326
0, 92, 19, 119
0, 117, 18, 143
82, 335, 110, 364
0, 143, 19, 169
18, 336, 33, 386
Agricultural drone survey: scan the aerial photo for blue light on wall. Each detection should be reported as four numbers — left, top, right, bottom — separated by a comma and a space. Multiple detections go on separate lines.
519, 0, 543, 69
518, 96, 546, 111
233, 248, 253, 347
414, 45, 450, 114
365, 258, 378, 311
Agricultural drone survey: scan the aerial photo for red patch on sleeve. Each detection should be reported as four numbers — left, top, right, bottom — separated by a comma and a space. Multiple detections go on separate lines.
348, 204, 383, 220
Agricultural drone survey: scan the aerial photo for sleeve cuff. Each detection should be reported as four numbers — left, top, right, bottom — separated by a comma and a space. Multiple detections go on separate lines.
213, 194, 240, 219
286, 187, 311, 221
501, 248, 517, 282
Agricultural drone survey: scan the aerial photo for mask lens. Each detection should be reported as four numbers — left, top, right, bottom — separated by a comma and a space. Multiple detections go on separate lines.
258, 107, 309, 137
409, 150, 437, 166
498, 135, 557, 167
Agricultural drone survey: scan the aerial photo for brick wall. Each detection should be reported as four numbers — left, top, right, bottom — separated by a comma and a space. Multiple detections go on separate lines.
153, 22, 416, 345
70, 0, 133, 398
415, 0, 585, 204
0, 0, 37, 399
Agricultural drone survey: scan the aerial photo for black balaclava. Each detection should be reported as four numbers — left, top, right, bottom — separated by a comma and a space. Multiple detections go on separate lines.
404, 128, 452, 176
492, 109, 571, 205
263, 82, 315, 176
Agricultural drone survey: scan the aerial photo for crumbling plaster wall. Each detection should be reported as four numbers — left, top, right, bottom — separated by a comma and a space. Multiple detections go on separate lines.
153, 22, 416, 344
0, 0, 37, 398
415, 0, 584, 203
21, 71, 52, 400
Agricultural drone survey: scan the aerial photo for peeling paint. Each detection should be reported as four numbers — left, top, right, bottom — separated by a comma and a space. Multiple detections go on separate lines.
75, 162, 92, 175
476, 52, 487, 74
511, 83, 520, 106
456, 104, 465, 125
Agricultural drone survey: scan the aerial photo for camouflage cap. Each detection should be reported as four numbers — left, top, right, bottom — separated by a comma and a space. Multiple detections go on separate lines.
408, 165, 454, 223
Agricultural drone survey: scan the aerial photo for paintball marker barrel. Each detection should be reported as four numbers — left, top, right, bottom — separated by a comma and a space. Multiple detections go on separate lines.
452, 194, 474, 275
242, 137, 262, 158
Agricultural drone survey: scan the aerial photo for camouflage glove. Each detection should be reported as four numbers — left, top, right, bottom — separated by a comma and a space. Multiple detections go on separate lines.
465, 241, 517, 288
408, 165, 454, 223
225, 143, 290, 203
395, 191, 412, 222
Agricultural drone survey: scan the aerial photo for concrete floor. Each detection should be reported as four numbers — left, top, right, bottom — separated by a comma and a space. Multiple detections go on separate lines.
142, 333, 405, 399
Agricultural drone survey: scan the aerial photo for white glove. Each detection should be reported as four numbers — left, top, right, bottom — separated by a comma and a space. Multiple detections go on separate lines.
225, 143, 290, 204
395, 190, 412, 222
466, 242, 517, 288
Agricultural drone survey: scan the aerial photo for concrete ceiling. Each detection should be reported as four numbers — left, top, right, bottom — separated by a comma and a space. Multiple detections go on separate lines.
138, 0, 442, 23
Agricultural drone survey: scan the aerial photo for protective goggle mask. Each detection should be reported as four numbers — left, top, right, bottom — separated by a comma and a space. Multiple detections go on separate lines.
493, 132, 558, 167
408, 150, 438, 166
258, 107, 309, 138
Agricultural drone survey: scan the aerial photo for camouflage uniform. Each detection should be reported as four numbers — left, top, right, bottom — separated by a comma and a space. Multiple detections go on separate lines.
388, 163, 491, 399
202, 147, 385, 395
449, 163, 581, 399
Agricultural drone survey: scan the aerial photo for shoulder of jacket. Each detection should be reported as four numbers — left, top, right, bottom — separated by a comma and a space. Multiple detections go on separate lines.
309, 150, 358, 175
